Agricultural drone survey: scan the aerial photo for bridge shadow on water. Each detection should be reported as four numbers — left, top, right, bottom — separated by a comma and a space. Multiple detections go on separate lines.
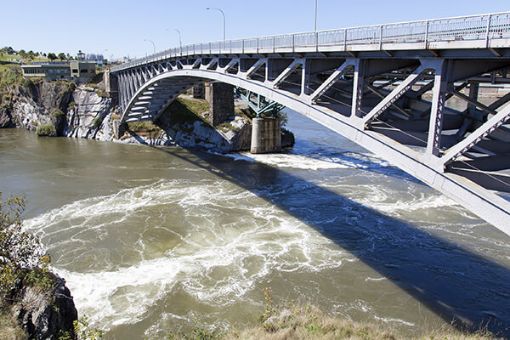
154, 145, 510, 337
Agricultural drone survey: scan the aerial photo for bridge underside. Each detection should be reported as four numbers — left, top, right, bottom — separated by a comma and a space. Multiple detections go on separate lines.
112, 49, 510, 234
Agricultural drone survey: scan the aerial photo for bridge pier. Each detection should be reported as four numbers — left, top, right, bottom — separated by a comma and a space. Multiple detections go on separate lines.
192, 83, 205, 99
250, 117, 282, 154
205, 82, 235, 126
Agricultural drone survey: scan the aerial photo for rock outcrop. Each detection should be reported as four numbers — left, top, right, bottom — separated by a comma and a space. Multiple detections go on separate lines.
66, 88, 114, 141
10, 272, 78, 340
2, 78, 294, 153
9, 80, 75, 132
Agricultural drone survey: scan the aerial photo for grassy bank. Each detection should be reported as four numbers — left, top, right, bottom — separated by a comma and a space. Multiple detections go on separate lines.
166, 305, 493, 340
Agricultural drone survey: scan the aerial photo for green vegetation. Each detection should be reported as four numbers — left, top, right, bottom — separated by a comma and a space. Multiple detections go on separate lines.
71, 316, 104, 340
0, 64, 23, 89
92, 116, 103, 129
163, 97, 210, 125
127, 120, 161, 133
36, 123, 57, 137
51, 109, 66, 119
0, 194, 51, 297
217, 121, 240, 133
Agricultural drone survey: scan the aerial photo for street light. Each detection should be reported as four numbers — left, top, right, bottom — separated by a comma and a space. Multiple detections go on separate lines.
314, 0, 318, 32
174, 29, 183, 51
144, 39, 156, 55
206, 7, 226, 42
165, 28, 183, 51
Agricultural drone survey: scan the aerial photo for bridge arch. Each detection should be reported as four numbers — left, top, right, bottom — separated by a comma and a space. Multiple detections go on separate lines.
115, 67, 510, 234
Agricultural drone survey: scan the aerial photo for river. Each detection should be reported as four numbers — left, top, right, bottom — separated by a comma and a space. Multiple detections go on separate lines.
1, 110, 510, 338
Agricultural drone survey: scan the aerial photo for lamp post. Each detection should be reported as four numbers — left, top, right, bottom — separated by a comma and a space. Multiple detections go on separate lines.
206, 7, 226, 42
314, 0, 318, 32
144, 39, 156, 55
174, 29, 183, 51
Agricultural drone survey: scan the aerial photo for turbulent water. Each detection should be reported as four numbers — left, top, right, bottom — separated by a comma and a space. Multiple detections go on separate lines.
1, 110, 510, 338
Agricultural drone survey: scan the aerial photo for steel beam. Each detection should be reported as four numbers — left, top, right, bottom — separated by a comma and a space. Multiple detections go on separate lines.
362, 63, 429, 126
427, 60, 450, 156
441, 104, 510, 166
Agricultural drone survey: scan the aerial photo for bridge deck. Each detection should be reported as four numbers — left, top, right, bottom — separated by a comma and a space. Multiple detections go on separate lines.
113, 12, 510, 72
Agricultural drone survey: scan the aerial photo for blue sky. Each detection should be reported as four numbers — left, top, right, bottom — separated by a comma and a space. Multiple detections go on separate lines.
1, 0, 509, 59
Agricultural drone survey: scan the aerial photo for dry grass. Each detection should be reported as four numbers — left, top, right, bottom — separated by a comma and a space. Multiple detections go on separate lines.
0, 306, 25, 340
224, 305, 493, 340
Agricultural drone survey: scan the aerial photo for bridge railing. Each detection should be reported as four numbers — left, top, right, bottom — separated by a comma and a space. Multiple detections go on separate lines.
112, 11, 510, 72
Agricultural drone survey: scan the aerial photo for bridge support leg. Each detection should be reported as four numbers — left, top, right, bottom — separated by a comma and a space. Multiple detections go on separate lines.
250, 117, 282, 154
205, 82, 235, 126
192, 83, 205, 99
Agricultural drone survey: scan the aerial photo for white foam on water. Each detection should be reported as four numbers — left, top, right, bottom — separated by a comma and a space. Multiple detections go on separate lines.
360, 192, 459, 214
25, 180, 348, 330
222, 151, 390, 171
364, 276, 387, 282
374, 315, 415, 327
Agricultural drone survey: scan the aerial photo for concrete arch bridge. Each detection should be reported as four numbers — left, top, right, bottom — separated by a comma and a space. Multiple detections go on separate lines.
109, 12, 510, 235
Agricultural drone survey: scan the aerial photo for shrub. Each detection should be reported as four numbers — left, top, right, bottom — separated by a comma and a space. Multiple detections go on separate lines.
22, 78, 33, 88
0, 194, 46, 298
51, 109, 65, 119
127, 120, 161, 133
95, 88, 109, 98
36, 123, 56, 137
92, 116, 103, 129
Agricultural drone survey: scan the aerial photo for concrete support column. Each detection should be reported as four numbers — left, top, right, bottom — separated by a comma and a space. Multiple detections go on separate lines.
250, 117, 282, 154
205, 82, 234, 126
468, 81, 480, 115
192, 83, 205, 99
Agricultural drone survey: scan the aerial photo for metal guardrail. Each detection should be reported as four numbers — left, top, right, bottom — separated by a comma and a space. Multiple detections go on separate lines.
112, 12, 510, 72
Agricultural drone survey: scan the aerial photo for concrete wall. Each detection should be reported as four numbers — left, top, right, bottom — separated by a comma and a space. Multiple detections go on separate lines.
250, 117, 282, 154
205, 82, 234, 126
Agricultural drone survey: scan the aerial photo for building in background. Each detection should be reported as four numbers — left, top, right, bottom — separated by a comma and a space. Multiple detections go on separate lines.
21, 61, 96, 83
85, 53, 105, 66
21, 62, 70, 81
70, 60, 96, 82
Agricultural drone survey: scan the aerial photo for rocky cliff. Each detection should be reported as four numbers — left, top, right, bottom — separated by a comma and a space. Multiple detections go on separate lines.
8, 271, 78, 340
2, 79, 294, 153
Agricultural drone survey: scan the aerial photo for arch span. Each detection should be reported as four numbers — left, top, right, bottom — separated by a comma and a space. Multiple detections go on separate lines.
115, 68, 510, 234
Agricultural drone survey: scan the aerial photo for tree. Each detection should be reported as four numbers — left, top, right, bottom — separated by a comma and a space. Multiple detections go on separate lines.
0, 46, 15, 55
47, 53, 57, 61
0, 194, 46, 296
58, 53, 66, 61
